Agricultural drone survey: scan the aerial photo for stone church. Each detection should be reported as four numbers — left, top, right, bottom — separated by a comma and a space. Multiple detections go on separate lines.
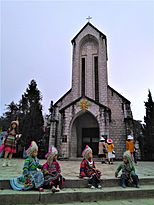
49, 22, 133, 159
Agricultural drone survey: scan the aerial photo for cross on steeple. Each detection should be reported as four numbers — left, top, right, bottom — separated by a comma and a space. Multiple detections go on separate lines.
86, 16, 92, 22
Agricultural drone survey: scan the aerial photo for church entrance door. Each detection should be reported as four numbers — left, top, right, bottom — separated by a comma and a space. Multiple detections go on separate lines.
70, 111, 99, 157
82, 127, 99, 156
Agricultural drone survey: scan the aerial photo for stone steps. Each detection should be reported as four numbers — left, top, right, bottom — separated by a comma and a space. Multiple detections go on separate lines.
65, 177, 154, 188
0, 177, 154, 204
0, 177, 154, 189
0, 185, 154, 205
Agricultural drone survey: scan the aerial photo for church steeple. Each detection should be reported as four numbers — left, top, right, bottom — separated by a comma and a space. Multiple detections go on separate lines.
71, 22, 108, 107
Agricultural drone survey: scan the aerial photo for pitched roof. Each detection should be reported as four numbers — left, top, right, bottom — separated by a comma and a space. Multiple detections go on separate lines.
108, 85, 131, 103
54, 89, 72, 106
71, 22, 107, 44
59, 95, 111, 113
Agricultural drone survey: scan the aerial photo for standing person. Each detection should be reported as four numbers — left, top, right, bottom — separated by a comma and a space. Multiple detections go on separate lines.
106, 138, 115, 164
10, 141, 44, 191
2, 121, 19, 167
115, 151, 139, 188
42, 146, 65, 193
80, 145, 102, 189
98, 137, 107, 164
126, 135, 135, 161
133, 140, 139, 164
0, 131, 7, 158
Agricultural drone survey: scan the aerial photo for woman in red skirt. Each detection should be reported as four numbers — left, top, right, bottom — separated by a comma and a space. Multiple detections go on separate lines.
2, 120, 19, 167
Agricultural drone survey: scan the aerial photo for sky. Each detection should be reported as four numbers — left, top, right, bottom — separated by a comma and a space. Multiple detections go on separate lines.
0, 0, 154, 122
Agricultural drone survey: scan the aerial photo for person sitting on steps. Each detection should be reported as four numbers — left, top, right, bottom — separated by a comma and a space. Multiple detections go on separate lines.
115, 151, 139, 188
42, 146, 65, 193
80, 145, 102, 189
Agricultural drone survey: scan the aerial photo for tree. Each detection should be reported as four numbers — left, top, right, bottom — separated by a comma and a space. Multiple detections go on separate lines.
19, 80, 44, 149
143, 90, 154, 160
0, 80, 45, 157
0, 101, 19, 130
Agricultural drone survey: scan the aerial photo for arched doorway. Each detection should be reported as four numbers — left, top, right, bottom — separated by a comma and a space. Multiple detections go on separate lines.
70, 111, 99, 157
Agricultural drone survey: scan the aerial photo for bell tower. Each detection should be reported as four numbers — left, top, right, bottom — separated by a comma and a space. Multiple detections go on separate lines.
71, 22, 108, 107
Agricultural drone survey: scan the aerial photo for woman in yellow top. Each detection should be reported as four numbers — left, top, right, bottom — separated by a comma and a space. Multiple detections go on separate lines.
126, 135, 134, 161
106, 138, 115, 164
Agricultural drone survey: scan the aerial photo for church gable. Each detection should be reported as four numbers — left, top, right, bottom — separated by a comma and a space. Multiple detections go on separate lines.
108, 86, 133, 119
71, 22, 106, 44
59, 96, 111, 114
57, 96, 111, 157
108, 85, 130, 103
54, 89, 72, 108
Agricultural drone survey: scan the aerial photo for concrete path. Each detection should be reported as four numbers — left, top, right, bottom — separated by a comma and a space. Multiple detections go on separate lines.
0, 158, 154, 180
14, 198, 154, 205
17, 198, 154, 205
1, 159, 154, 205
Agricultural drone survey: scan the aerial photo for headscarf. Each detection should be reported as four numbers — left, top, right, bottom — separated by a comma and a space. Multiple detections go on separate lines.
123, 151, 134, 169
107, 138, 113, 144
127, 135, 134, 140
26, 141, 38, 156
82, 145, 92, 160
11, 120, 19, 127
100, 137, 105, 142
45, 146, 58, 165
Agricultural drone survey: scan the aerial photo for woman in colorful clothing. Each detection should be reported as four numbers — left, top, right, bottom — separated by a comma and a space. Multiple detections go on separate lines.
42, 146, 65, 193
10, 141, 44, 191
115, 151, 139, 188
80, 145, 102, 189
0, 131, 7, 158
106, 138, 115, 164
2, 121, 19, 167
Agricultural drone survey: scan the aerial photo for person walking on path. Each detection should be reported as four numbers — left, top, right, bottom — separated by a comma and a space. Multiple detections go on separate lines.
106, 138, 115, 164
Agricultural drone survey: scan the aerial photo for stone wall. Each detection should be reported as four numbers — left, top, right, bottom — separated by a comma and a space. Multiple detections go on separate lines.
71, 24, 108, 106
54, 98, 110, 158
107, 87, 132, 158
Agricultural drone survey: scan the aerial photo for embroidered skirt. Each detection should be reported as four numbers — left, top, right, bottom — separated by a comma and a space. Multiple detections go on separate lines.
10, 171, 44, 190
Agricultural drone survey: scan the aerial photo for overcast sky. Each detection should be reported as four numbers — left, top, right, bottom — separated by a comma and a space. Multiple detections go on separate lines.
1, 0, 154, 122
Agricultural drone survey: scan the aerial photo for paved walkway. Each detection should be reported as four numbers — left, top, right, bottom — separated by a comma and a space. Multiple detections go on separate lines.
15, 198, 154, 205
0, 158, 154, 180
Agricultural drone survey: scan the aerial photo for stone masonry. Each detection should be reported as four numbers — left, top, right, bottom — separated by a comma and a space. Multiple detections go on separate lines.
49, 22, 133, 159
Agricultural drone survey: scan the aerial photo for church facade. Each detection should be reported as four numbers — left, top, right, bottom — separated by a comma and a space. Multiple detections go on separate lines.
49, 22, 133, 159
